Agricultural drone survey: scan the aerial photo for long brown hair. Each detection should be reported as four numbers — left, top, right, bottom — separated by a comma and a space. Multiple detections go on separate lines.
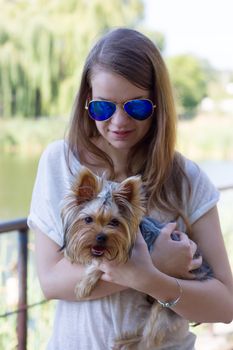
67, 28, 191, 227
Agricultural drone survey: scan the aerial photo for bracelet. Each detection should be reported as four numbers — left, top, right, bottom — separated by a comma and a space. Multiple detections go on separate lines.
157, 278, 183, 308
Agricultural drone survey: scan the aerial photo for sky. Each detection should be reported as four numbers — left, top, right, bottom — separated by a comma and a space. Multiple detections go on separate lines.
143, 0, 233, 71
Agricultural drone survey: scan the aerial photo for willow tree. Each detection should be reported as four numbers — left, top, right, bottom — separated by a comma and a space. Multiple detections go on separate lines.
0, 0, 145, 118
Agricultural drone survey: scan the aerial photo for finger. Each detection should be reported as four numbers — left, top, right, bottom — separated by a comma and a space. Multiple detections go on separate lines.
101, 273, 112, 282
160, 222, 177, 236
174, 231, 189, 242
185, 271, 197, 280
189, 239, 198, 257
189, 255, 203, 271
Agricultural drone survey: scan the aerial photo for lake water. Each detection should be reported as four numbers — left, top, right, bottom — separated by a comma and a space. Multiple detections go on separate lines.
0, 153, 233, 221
0, 154, 39, 220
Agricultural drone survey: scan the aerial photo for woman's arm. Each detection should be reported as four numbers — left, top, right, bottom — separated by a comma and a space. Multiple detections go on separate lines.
34, 228, 126, 301
100, 206, 233, 323
34, 223, 198, 302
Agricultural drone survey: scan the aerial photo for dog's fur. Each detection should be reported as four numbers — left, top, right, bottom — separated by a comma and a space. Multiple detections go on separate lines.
61, 166, 213, 349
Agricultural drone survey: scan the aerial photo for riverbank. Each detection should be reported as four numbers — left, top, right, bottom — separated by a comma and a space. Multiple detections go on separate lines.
0, 113, 233, 161
0, 116, 68, 156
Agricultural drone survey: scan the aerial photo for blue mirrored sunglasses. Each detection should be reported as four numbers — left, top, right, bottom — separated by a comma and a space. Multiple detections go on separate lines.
85, 99, 156, 121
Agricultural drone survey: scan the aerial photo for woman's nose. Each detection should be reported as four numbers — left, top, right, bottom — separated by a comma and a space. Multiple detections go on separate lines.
110, 106, 129, 126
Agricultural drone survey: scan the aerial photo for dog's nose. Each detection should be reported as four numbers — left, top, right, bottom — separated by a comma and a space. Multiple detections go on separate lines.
96, 233, 107, 244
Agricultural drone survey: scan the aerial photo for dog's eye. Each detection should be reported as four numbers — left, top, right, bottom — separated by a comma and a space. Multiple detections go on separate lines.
84, 216, 93, 224
109, 218, 120, 227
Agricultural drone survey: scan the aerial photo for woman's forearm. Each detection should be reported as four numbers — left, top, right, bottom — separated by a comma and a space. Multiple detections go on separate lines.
145, 208, 233, 323
40, 257, 125, 301
35, 229, 126, 301
138, 268, 233, 324
99, 228, 233, 324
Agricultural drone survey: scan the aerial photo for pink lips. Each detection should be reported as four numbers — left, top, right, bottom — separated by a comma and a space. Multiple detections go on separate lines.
111, 130, 133, 139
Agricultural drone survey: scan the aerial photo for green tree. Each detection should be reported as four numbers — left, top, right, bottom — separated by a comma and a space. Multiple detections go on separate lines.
0, 0, 145, 118
167, 54, 208, 117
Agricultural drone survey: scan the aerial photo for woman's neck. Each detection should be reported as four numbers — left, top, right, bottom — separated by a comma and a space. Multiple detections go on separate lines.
92, 136, 129, 180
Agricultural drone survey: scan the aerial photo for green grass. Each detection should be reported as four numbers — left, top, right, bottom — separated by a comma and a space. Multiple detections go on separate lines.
177, 113, 233, 161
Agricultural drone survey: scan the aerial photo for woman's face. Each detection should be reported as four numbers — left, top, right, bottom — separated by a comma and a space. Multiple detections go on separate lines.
90, 70, 153, 154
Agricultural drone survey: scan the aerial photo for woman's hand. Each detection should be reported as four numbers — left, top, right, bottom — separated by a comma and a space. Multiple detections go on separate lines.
99, 222, 202, 289
99, 230, 155, 290
151, 222, 202, 279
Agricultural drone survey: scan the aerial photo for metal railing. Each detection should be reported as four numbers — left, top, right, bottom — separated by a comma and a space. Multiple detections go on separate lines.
0, 185, 232, 349
0, 218, 28, 350
217, 184, 233, 191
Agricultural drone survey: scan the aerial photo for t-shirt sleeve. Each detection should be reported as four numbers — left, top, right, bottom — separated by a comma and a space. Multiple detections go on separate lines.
27, 141, 69, 246
184, 159, 220, 225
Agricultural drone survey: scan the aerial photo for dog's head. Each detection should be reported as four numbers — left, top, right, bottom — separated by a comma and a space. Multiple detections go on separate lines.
61, 166, 145, 264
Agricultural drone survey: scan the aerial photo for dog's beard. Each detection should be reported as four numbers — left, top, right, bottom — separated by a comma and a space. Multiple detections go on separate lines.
64, 219, 136, 265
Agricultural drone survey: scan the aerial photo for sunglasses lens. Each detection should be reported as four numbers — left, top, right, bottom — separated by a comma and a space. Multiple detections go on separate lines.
124, 99, 153, 120
88, 101, 116, 121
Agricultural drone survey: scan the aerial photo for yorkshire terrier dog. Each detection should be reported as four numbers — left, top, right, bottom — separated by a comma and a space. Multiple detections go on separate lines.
61, 166, 145, 299
61, 166, 213, 349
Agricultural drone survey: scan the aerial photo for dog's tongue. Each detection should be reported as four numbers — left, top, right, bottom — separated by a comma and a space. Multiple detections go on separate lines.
91, 246, 105, 256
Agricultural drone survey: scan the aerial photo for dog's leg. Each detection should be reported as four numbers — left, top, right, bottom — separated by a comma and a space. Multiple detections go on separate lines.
112, 305, 173, 349
141, 303, 184, 348
75, 262, 102, 299
112, 332, 142, 350
141, 303, 166, 347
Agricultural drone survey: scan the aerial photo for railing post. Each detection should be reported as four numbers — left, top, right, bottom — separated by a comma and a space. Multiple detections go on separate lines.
17, 228, 28, 350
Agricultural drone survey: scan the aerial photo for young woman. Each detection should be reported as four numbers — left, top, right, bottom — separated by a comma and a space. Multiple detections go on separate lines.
28, 28, 233, 350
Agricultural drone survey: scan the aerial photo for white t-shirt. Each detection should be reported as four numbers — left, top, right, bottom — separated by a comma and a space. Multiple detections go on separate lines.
28, 140, 219, 350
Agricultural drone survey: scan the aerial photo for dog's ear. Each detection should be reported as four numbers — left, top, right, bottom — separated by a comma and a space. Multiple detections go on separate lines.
113, 176, 143, 207
73, 167, 100, 204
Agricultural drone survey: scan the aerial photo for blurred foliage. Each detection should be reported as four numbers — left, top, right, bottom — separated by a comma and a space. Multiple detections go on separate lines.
0, 116, 67, 155
167, 55, 212, 117
177, 114, 233, 161
0, 0, 145, 118
0, 0, 225, 120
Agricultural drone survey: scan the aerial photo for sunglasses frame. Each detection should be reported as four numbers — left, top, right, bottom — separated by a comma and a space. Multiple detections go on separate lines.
85, 98, 156, 121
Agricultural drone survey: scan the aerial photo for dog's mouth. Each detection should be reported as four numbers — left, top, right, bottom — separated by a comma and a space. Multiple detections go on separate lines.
91, 245, 106, 257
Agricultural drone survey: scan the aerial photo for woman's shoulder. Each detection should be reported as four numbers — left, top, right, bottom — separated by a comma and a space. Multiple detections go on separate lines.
40, 139, 67, 161
177, 153, 219, 196
38, 139, 81, 177
177, 153, 201, 180
174, 154, 220, 225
